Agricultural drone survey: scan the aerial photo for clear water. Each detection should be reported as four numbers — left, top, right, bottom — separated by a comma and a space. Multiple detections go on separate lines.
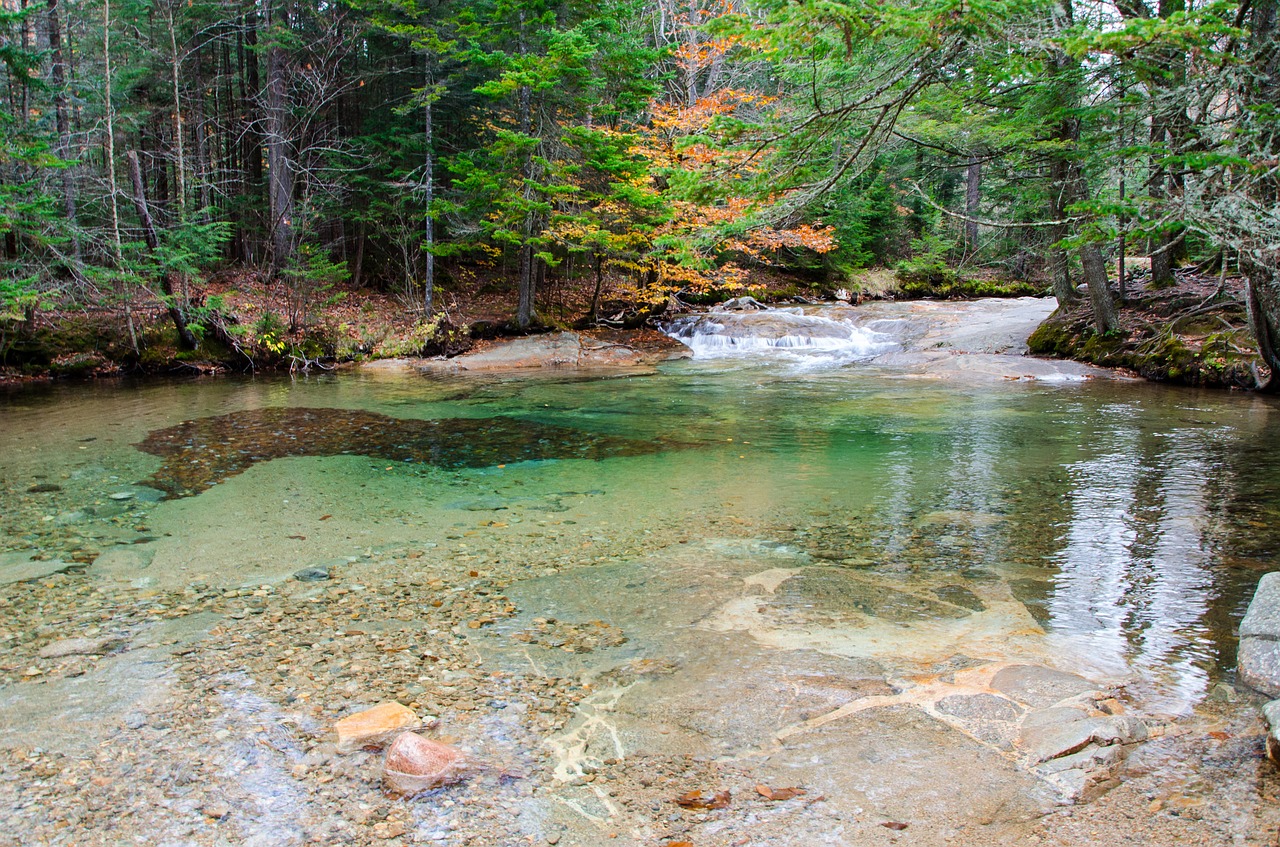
2, 360, 1277, 717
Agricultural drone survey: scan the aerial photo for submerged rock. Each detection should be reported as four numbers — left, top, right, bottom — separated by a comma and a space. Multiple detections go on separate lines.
334, 702, 420, 753
38, 635, 126, 659
136, 407, 673, 498
27, 483, 62, 493
293, 567, 330, 583
383, 732, 470, 794
990, 665, 1101, 709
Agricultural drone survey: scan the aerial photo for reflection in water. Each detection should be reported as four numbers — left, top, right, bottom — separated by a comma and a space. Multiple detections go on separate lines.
1048, 406, 1219, 710
136, 407, 673, 498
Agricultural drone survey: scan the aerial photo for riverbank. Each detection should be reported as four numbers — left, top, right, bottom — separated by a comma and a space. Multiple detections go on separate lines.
0, 264, 1268, 391
1028, 268, 1262, 390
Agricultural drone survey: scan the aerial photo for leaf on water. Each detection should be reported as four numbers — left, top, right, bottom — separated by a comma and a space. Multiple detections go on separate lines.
319, 515, 332, 520
674, 789, 730, 810
755, 784, 806, 801
881, 821, 909, 831
1207, 730, 1230, 740
288, 535, 307, 540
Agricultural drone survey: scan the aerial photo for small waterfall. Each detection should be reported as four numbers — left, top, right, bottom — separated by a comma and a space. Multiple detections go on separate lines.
662, 308, 899, 361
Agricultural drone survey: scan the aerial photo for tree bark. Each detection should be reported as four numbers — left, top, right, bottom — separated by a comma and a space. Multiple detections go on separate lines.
48, 0, 79, 267
964, 154, 980, 251
126, 151, 199, 350
422, 65, 434, 316
265, 0, 294, 272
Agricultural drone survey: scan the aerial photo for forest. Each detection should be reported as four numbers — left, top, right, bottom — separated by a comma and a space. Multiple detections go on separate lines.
1, 0, 1279, 383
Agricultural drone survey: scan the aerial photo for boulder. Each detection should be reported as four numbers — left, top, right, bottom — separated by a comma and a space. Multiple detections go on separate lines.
383, 732, 469, 794
1238, 573, 1280, 698
334, 702, 420, 753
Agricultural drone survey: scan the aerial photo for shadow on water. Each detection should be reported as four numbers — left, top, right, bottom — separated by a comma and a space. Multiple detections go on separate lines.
135, 406, 676, 498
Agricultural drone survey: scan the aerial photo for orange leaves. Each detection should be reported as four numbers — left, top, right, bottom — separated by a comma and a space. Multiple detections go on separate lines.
650, 89, 774, 137
673, 789, 731, 810
755, 784, 806, 801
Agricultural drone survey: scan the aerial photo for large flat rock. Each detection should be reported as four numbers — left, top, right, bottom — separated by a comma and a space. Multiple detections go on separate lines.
423, 330, 691, 372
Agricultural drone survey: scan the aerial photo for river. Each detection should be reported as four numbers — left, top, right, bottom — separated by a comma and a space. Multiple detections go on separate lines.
1, 299, 1277, 846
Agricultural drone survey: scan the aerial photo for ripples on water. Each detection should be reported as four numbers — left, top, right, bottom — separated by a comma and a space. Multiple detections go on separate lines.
2, 358, 1278, 714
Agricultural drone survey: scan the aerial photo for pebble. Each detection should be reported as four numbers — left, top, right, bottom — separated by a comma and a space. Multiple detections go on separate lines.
294, 567, 331, 582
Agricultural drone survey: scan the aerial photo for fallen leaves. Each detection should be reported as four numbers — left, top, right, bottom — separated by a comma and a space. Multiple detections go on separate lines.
881, 821, 909, 831
755, 784, 806, 801
674, 789, 730, 810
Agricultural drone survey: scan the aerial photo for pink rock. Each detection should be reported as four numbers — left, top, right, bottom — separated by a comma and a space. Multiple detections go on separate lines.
383, 732, 469, 794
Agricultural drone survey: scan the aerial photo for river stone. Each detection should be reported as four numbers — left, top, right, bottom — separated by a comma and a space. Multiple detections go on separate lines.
383, 732, 469, 794
293, 567, 331, 582
109, 491, 135, 501
26, 483, 62, 493
39, 635, 126, 659
990, 665, 1100, 709
334, 702, 419, 753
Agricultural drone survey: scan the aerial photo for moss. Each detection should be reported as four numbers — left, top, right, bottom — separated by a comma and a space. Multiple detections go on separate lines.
1031, 309, 1259, 389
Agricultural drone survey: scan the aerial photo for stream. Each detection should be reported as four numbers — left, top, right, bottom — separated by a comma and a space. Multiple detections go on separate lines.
1, 298, 1278, 846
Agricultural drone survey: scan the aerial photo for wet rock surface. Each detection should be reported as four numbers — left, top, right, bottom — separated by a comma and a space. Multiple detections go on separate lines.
1239, 572, 1280, 697
422, 330, 691, 372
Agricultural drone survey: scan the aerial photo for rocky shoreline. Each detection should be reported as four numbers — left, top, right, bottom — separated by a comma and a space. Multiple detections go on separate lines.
2, 517, 1278, 846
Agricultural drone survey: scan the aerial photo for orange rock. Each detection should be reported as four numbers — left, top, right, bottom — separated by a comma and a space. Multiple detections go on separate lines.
383, 732, 469, 794
334, 702, 419, 753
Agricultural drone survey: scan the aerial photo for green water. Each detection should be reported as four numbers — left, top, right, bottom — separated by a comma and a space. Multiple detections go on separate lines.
2, 359, 1278, 716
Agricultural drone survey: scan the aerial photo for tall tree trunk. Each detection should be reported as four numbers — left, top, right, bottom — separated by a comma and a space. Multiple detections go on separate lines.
48, 0, 81, 268
964, 154, 980, 251
1069, 166, 1119, 333
164, 5, 187, 220
104, 0, 123, 267
589, 252, 604, 323
422, 65, 434, 316
1147, 116, 1175, 287
126, 151, 199, 350
265, 0, 294, 272
1245, 0, 1280, 389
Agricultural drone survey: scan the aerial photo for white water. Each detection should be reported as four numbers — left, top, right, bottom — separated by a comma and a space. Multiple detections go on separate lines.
662, 308, 899, 362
